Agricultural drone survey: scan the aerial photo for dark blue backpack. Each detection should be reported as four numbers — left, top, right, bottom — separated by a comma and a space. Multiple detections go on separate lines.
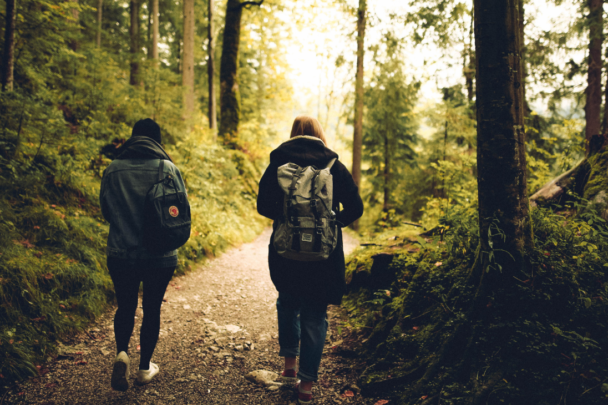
142, 160, 191, 252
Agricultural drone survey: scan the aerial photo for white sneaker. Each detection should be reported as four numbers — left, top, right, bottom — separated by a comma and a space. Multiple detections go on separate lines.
136, 362, 160, 385
111, 351, 130, 391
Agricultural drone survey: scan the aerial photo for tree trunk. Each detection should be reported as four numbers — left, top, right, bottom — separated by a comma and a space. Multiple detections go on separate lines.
404, 3, 531, 399
130, 0, 140, 86
208, 0, 217, 131
68, 0, 79, 51
475, 0, 531, 276
585, 0, 603, 154
464, 10, 474, 103
218, 0, 263, 146
96, 0, 102, 48
383, 130, 389, 212
147, 0, 151, 54
176, 37, 181, 74
519, 0, 532, 117
219, 0, 244, 144
69, 0, 79, 21
151, 0, 158, 60
1, 0, 16, 92
602, 48, 608, 134
183, 0, 195, 115
351, 0, 366, 230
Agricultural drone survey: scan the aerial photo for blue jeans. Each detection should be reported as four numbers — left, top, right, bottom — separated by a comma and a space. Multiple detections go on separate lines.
276, 292, 328, 382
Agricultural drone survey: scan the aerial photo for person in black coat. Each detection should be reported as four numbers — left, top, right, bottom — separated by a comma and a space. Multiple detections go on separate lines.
257, 116, 363, 403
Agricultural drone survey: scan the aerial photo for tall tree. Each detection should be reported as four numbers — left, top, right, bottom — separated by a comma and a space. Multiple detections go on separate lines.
586, 0, 603, 151
96, 0, 103, 48
150, 0, 159, 60
351, 0, 366, 229
183, 0, 195, 114
475, 0, 530, 277
218, 0, 264, 146
129, 0, 140, 85
208, 0, 217, 130
1, 0, 16, 91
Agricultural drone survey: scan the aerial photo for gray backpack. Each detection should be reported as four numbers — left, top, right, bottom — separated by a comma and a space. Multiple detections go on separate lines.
273, 158, 339, 261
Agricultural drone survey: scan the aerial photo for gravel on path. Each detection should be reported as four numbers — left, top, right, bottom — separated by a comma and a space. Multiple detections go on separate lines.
11, 229, 387, 405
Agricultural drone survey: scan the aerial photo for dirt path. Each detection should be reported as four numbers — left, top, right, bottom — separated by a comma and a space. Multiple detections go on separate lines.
13, 230, 384, 405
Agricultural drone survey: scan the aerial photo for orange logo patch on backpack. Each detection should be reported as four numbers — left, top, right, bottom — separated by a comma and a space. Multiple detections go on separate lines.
168, 206, 179, 217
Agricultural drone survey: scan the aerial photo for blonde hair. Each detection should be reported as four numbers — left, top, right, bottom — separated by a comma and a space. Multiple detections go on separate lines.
289, 116, 327, 145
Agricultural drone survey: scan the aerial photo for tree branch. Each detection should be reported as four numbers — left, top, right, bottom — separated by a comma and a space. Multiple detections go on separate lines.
240, 0, 264, 9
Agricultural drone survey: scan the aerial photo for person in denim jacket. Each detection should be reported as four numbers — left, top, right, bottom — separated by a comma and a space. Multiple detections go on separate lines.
100, 118, 186, 391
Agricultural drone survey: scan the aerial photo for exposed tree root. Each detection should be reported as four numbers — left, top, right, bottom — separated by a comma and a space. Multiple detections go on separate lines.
471, 370, 504, 405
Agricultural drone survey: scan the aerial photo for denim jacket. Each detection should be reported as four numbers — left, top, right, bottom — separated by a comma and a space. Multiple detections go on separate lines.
100, 158, 187, 260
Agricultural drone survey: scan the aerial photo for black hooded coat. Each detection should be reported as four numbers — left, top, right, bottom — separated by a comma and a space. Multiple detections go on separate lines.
257, 136, 364, 305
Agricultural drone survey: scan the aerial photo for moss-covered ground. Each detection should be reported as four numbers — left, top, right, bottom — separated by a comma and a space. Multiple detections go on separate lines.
343, 205, 608, 404
0, 130, 266, 382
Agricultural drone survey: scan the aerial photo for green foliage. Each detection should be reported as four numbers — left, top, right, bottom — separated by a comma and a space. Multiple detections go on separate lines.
0, 0, 274, 382
526, 117, 585, 194
583, 147, 608, 201
0, 136, 112, 381
362, 34, 419, 214
359, 83, 476, 234
169, 132, 266, 270
344, 202, 608, 404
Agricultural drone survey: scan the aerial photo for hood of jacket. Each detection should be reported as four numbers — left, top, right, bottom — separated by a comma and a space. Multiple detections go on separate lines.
115, 136, 173, 162
270, 136, 339, 168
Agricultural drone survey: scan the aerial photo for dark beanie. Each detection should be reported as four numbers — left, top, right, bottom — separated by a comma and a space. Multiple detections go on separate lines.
132, 118, 161, 143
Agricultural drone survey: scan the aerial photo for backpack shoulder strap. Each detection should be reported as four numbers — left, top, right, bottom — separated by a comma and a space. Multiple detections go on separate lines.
325, 158, 337, 170
158, 159, 165, 182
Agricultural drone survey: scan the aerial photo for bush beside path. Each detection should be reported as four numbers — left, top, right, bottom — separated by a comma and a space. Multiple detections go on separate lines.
9, 229, 386, 405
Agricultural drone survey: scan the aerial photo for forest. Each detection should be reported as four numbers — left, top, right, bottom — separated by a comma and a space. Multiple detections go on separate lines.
1, 0, 608, 403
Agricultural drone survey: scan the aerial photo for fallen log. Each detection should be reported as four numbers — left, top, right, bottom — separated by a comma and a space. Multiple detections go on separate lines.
529, 134, 607, 220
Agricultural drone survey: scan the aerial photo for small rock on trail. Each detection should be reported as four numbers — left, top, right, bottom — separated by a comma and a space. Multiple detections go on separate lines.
14, 229, 383, 404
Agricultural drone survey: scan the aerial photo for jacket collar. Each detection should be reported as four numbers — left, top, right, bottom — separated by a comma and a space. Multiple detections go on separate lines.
283, 135, 325, 145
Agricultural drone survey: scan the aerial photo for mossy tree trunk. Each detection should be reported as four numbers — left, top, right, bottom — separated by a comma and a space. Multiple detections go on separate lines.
585, 0, 603, 154
1, 0, 16, 92
475, 0, 531, 277
218, 0, 263, 147
351, 0, 366, 230
390, 1, 532, 402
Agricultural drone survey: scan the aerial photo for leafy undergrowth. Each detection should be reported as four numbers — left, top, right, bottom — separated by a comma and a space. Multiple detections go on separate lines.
0, 129, 265, 383
344, 205, 608, 404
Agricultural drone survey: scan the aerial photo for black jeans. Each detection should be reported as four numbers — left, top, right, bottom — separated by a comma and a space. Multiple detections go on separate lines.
107, 257, 175, 370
